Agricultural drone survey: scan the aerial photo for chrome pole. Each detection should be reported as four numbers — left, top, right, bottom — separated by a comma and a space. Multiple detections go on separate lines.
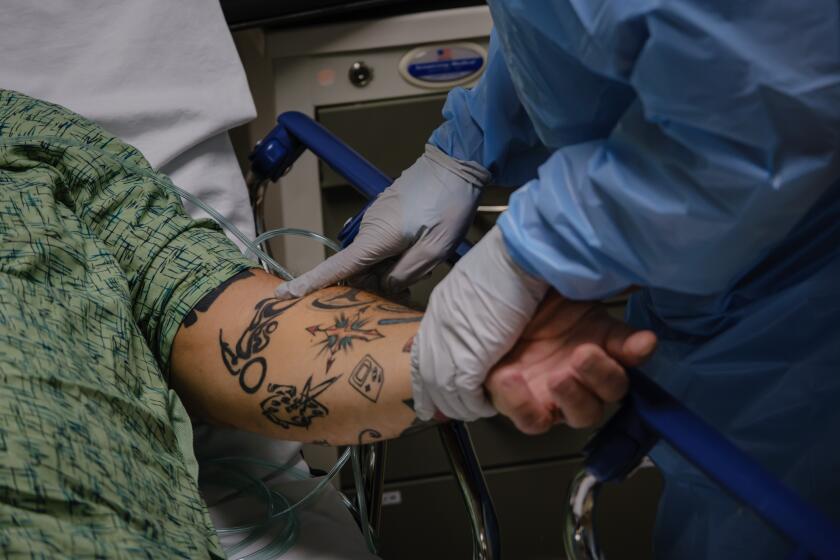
439, 422, 502, 560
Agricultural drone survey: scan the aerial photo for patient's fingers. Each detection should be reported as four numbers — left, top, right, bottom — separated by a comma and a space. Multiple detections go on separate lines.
621, 330, 657, 366
487, 368, 553, 435
570, 344, 628, 403
603, 319, 657, 367
547, 373, 604, 429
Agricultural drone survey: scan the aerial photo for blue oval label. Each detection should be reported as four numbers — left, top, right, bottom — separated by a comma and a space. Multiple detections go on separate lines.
400, 43, 487, 87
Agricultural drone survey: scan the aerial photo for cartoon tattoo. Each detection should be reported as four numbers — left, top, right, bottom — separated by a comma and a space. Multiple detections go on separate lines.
348, 354, 385, 402
260, 374, 341, 429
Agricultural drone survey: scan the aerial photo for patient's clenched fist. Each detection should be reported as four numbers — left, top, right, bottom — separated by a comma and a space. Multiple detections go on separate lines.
485, 292, 657, 434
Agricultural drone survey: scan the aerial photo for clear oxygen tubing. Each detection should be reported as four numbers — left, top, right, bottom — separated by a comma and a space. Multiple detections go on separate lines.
200, 459, 301, 560
0, 136, 378, 559
351, 446, 378, 553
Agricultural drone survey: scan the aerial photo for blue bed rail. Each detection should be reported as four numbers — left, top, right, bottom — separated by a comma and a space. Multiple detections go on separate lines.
250, 111, 473, 259
585, 370, 840, 560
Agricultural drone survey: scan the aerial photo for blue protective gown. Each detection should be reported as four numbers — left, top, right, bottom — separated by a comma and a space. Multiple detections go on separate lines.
429, 2, 840, 558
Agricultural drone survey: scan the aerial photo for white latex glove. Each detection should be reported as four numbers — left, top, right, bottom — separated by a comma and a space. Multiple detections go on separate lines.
410, 225, 549, 421
275, 144, 490, 300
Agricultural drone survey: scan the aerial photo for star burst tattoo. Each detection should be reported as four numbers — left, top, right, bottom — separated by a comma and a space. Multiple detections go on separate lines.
306, 307, 384, 372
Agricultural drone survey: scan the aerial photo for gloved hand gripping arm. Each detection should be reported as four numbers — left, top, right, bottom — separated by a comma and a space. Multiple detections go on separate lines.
410, 225, 657, 423
275, 144, 490, 298
413, 0, 840, 422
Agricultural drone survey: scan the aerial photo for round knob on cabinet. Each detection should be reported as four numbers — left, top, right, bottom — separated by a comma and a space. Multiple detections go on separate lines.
349, 61, 373, 87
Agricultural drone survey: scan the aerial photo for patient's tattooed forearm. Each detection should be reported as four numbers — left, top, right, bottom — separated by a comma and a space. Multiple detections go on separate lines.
184, 269, 254, 327
306, 308, 384, 372
311, 287, 377, 310
220, 297, 300, 393
348, 354, 384, 402
357, 428, 383, 445
261, 374, 340, 429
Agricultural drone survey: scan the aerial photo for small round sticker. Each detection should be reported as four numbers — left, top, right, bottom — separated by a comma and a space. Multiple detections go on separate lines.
399, 42, 487, 89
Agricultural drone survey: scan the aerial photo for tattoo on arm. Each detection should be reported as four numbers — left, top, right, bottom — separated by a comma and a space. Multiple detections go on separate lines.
306, 307, 384, 372
220, 297, 300, 393
358, 428, 383, 445
260, 374, 341, 429
184, 269, 254, 327
376, 303, 419, 314
375, 302, 422, 326
311, 288, 377, 310
377, 316, 421, 326
402, 335, 415, 353
348, 354, 384, 402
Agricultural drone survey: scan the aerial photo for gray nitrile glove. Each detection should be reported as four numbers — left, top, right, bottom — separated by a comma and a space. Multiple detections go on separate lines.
410, 225, 549, 421
275, 144, 490, 300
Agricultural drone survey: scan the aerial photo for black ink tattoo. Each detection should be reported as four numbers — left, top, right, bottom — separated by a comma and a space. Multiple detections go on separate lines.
184, 269, 254, 327
220, 297, 300, 393
402, 398, 415, 411
402, 336, 415, 353
357, 428, 382, 445
375, 302, 421, 326
311, 288, 376, 310
306, 308, 384, 372
376, 303, 418, 314
348, 354, 384, 402
260, 374, 340, 429
377, 316, 421, 326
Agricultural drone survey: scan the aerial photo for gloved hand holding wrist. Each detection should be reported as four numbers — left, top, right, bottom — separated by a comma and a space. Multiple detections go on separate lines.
410, 225, 549, 421
275, 144, 490, 300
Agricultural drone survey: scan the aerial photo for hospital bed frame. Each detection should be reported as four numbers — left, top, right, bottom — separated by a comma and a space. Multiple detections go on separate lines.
248, 112, 840, 560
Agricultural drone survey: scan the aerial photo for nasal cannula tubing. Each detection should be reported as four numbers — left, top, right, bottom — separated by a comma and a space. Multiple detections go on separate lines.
1, 136, 379, 559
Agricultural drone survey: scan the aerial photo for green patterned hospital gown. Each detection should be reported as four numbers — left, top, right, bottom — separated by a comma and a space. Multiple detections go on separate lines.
0, 90, 254, 558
